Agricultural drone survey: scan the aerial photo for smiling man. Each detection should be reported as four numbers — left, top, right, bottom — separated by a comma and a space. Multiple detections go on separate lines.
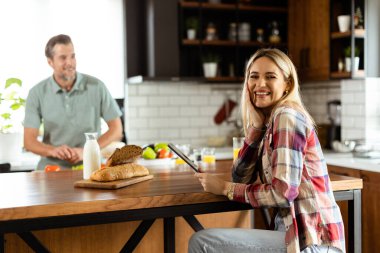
24, 34, 123, 170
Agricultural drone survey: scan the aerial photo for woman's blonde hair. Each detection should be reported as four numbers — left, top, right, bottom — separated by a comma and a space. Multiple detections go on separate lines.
241, 48, 314, 135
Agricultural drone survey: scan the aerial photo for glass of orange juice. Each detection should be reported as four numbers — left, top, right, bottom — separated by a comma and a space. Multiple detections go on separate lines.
233, 137, 245, 161
201, 147, 216, 169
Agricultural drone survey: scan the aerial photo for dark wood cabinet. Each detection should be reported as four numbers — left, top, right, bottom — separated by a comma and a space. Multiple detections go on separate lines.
178, 0, 288, 81
288, 0, 330, 82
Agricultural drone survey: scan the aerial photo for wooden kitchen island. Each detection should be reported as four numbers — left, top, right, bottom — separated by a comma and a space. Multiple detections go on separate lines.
0, 160, 362, 253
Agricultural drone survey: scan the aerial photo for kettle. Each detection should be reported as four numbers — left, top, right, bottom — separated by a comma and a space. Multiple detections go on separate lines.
327, 100, 341, 149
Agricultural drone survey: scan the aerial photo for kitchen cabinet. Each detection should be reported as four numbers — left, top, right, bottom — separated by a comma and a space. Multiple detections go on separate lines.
328, 164, 380, 253
328, 165, 360, 252
178, 0, 288, 82
288, 0, 330, 82
358, 169, 380, 253
330, 0, 365, 79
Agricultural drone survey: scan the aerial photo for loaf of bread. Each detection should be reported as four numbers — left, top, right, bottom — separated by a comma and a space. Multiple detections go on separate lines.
90, 163, 149, 182
106, 145, 143, 166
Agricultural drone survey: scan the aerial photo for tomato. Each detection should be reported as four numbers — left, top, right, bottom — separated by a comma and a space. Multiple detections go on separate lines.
44, 165, 61, 172
157, 149, 170, 159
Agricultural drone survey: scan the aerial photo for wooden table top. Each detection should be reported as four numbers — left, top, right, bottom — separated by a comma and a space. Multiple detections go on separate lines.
0, 161, 362, 221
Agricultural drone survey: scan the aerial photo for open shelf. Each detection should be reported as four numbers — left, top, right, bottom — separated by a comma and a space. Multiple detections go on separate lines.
331, 29, 365, 39
330, 70, 365, 79
182, 39, 287, 47
180, 1, 235, 10
179, 0, 288, 81
205, 76, 244, 82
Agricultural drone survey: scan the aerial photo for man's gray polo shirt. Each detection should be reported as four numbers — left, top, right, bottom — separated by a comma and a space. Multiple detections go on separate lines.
24, 72, 122, 170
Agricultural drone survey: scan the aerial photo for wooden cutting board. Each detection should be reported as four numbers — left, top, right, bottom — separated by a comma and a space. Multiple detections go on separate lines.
74, 175, 154, 189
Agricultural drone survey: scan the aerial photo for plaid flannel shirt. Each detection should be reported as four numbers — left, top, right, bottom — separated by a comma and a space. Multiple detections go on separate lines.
232, 106, 345, 253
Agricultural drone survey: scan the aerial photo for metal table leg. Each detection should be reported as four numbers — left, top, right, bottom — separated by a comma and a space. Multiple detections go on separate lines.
348, 189, 361, 253
120, 219, 156, 253
17, 232, 50, 253
0, 233, 4, 253
183, 215, 204, 232
164, 217, 175, 253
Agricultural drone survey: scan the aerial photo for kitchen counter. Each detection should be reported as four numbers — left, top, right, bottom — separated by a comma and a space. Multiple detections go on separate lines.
4, 148, 379, 173
324, 150, 380, 172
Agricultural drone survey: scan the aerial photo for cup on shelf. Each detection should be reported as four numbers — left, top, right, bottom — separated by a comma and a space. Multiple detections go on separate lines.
232, 137, 244, 161
337, 15, 351, 32
203, 63, 218, 78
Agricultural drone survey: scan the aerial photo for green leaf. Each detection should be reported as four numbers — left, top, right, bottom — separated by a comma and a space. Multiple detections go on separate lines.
2, 124, 12, 130
10, 103, 21, 110
1, 113, 11, 120
5, 78, 22, 89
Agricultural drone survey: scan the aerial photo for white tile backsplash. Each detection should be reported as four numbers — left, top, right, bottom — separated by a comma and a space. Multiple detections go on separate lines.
126, 81, 241, 147
125, 79, 380, 148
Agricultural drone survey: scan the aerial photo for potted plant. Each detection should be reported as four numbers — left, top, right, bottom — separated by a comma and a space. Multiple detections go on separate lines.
201, 53, 221, 78
344, 46, 360, 72
0, 78, 25, 162
185, 17, 199, 40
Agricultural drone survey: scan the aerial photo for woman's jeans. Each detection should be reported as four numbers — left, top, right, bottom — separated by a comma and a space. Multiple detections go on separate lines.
188, 228, 342, 253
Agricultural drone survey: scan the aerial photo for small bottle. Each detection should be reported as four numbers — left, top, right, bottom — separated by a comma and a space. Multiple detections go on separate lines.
256, 28, 264, 42
228, 23, 237, 41
338, 58, 344, 72
83, 132, 101, 180
206, 23, 217, 41
269, 21, 281, 43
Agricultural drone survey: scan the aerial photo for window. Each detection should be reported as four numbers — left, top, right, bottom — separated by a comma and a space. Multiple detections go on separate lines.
0, 0, 125, 98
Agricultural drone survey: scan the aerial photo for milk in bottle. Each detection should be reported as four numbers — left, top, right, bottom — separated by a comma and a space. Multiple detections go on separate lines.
83, 132, 101, 179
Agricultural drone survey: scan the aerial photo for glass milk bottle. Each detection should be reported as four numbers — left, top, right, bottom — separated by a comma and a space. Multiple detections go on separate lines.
83, 132, 101, 180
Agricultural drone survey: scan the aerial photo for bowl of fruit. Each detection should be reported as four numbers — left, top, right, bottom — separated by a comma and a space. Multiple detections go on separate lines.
138, 143, 175, 167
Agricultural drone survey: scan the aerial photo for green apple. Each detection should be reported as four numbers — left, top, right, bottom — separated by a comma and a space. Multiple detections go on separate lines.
142, 147, 157, 159
154, 142, 169, 153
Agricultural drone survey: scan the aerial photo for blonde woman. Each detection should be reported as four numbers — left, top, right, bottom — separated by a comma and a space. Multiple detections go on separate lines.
190, 49, 345, 253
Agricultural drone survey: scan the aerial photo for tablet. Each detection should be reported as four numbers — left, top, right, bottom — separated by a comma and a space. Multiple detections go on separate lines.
168, 143, 199, 172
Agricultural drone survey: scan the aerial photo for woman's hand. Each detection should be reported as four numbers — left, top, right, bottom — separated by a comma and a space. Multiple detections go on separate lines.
245, 85, 265, 129
194, 173, 229, 196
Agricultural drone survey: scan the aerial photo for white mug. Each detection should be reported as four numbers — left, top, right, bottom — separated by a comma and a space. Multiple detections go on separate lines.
337, 15, 351, 32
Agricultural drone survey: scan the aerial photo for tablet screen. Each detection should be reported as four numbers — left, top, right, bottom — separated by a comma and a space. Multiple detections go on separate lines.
168, 143, 199, 172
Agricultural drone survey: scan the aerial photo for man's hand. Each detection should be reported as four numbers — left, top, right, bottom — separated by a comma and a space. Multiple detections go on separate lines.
66, 147, 83, 164
47, 145, 77, 160
47, 145, 83, 164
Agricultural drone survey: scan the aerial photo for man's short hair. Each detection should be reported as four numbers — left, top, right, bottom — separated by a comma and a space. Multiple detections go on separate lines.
45, 34, 72, 59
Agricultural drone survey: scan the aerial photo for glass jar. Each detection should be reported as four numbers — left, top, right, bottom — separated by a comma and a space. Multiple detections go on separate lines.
269, 21, 281, 43
228, 22, 237, 41
238, 22, 250, 41
206, 23, 217, 41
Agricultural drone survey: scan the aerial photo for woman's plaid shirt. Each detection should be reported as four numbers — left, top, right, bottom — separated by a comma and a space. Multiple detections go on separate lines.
232, 106, 345, 253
